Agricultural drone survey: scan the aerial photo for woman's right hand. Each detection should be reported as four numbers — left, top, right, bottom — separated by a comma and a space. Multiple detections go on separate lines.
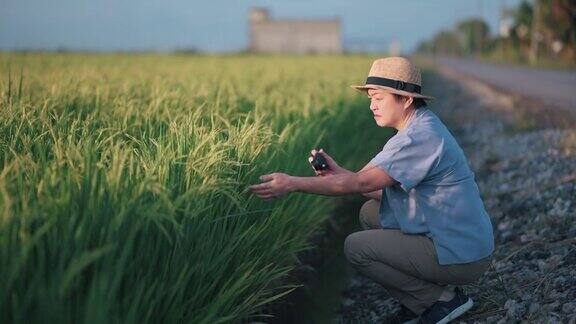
308, 148, 350, 176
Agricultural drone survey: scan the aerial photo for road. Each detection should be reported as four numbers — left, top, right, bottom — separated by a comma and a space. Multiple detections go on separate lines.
433, 57, 576, 111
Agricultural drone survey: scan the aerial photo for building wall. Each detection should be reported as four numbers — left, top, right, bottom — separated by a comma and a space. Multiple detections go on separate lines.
249, 9, 342, 54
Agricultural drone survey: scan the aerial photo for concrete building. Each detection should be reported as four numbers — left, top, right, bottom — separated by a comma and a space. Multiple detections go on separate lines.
249, 8, 342, 54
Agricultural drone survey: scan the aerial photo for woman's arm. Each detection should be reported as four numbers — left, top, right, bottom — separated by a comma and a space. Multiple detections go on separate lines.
249, 166, 397, 200
358, 163, 383, 201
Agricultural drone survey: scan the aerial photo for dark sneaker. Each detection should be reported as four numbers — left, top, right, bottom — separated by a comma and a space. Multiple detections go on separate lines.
417, 287, 473, 324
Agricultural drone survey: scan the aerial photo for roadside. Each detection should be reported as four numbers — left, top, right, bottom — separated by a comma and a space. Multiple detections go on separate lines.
476, 55, 576, 72
335, 62, 576, 323
429, 56, 576, 126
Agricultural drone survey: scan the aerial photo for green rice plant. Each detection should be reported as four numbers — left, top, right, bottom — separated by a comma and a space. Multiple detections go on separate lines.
0, 53, 393, 323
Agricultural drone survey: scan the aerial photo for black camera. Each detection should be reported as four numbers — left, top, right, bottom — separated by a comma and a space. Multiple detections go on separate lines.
310, 153, 329, 171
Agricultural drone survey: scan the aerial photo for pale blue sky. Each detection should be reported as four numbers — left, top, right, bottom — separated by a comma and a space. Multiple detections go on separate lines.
0, 0, 522, 53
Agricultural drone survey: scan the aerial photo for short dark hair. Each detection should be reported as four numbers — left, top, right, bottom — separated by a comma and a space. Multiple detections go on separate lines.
391, 93, 428, 109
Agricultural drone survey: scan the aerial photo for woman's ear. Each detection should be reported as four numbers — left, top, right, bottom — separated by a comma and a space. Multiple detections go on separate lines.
403, 96, 414, 110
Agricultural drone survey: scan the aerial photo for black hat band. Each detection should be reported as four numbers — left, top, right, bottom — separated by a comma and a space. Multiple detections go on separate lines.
365, 76, 421, 94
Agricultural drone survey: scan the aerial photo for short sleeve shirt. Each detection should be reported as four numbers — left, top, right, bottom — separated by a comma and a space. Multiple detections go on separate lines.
369, 108, 494, 265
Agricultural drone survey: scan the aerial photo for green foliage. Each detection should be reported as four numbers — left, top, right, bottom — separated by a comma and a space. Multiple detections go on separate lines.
432, 31, 463, 55
417, 0, 576, 65
456, 19, 491, 55
0, 53, 393, 323
513, 0, 534, 31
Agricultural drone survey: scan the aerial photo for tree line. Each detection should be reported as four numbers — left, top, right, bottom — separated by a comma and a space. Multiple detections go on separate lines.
416, 0, 575, 66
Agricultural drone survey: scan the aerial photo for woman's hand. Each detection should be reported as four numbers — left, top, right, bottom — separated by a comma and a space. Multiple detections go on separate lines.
249, 173, 294, 201
309, 148, 350, 177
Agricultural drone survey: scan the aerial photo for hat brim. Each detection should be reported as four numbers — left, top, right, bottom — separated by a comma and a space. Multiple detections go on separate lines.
350, 84, 436, 101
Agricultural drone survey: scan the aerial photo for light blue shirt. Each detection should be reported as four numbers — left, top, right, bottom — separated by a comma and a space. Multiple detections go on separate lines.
369, 108, 494, 265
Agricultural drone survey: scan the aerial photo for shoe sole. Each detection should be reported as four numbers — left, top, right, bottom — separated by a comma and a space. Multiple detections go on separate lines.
433, 297, 473, 324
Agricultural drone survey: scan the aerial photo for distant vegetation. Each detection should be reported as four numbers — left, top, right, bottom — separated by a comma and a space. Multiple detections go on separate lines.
417, 0, 575, 68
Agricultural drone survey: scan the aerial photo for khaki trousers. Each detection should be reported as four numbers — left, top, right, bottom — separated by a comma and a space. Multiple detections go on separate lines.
343, 199, 491, 315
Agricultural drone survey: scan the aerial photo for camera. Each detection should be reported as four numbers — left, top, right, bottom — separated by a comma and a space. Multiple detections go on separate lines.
310, 153, 329, 171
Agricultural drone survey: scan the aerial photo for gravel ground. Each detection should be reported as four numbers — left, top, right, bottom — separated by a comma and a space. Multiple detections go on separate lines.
335, 67, 576, 323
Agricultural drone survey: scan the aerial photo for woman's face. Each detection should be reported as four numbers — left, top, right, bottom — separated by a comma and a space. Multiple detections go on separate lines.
367, 88, 406, 128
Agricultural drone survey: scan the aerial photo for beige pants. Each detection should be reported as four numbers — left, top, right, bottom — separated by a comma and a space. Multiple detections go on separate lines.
343, 199, 491, 315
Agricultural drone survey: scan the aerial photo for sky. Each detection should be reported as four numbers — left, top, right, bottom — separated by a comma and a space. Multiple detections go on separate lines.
0, 0, 523, 54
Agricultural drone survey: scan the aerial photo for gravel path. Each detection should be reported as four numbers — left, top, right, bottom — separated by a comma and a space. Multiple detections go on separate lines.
335, 65, 576, 323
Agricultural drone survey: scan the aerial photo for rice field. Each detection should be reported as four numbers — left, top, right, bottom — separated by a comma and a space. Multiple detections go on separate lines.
0, 53, 393, 323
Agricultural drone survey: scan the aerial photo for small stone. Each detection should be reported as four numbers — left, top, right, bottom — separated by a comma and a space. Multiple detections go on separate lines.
528, 302, 540, 314
538, 227, 551, 237
547, 315, 563, 324
342, 298, 355, 307
563, 302, 576, 314
553, 276, 567, 289
520, 234, 536, 243
505, 299, 526, 319
537, 260, 548, 272
550, 290, 567, 299
349, 277, 362, 288
368, 311, 378, 322
547, 255, 564, 268
516, 269, 539, 282
546, 301, 561, 312
521, 294, 534, 302
497, 221, 510, 231
500, 230, 515, 243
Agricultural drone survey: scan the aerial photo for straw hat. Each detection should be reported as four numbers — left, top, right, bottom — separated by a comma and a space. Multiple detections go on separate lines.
351, 57, 435, 100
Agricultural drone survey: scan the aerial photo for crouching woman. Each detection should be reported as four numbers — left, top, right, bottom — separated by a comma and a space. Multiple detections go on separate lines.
249, 57, 494, 324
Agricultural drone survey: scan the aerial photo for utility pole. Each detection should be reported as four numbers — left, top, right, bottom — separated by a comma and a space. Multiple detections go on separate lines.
499, 0, 506, 58
476, 0, 485, 55
529, 0, 541, 64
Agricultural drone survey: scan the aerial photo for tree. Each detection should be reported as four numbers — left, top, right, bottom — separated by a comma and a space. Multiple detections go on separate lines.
432, 31, 463, 55
456, 18, 491, 55
509, 0, 534, 60
539, 0, 576, 60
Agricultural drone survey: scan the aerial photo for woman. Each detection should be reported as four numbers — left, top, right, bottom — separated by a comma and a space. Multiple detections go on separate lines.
249, 57, 494, 324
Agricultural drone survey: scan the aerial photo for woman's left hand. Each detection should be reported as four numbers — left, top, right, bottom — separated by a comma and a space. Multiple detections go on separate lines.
249, 173, 294, 201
